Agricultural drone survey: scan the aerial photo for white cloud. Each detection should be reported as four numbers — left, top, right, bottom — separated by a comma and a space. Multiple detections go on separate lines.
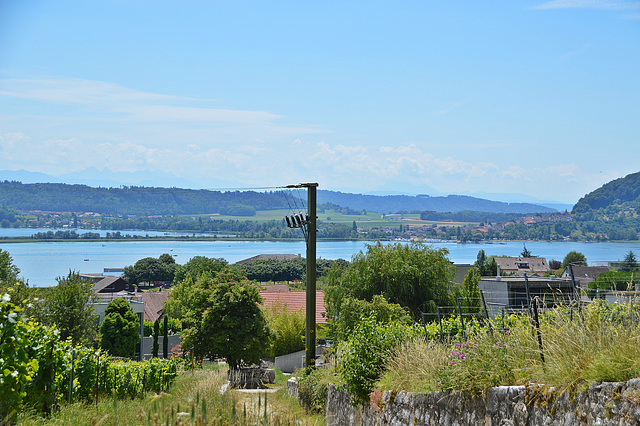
0, 77, 281, 124
0, 134, 612, 203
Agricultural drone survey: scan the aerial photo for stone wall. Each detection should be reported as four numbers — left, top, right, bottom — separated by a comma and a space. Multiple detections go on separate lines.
322, 379, 640, 425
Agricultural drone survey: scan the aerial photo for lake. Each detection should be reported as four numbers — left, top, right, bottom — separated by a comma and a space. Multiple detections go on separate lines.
1, 230, 639, 286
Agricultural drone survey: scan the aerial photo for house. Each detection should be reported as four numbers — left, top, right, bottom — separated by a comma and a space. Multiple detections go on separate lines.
91, 276, 136, 294
480, 275, 575, 317
139, 291, 169, 323
494, 256, 549, 276
235, 254, 301, 264
561, 265, 610, 288
260, 288, 327, 324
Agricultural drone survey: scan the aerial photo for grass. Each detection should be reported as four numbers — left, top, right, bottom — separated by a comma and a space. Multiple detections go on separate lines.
376, 300, 640, 396
17, 367, 324, 425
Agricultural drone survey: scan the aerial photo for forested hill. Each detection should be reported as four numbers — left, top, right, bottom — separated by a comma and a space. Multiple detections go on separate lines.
318, 190, 557, 214
0, 182, 293, 216
0, 181, 556, 216
573, 171, 640, 213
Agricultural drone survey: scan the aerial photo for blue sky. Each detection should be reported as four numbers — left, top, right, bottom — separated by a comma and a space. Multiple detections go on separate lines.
0, 0, 638, 204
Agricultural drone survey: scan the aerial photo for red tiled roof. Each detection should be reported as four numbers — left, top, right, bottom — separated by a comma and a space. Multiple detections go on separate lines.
260, 290, 326, 324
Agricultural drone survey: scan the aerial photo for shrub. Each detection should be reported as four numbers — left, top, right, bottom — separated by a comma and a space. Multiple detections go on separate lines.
99, 298, 140, 359
337, 315, 418, 405
330, 294, 412, 343
264, 301, 305, 357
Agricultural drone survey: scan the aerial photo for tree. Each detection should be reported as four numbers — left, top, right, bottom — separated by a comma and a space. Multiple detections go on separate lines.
165, 265, 245, 320
45, 271, 98, 346
172, 256, 228, 285
474, 250, 497, 276
0, 248, 20, 285
100, 298, 140, 359
163, 315, 169, 359
181, 274, 271, 369
461, 270, 482, 315
152, 318, 160, 358
562, 251, 587, 269
619, 250, 639, 272
521, 243, 533, 258
325, 241, 455, 320
124, 255, 176, 284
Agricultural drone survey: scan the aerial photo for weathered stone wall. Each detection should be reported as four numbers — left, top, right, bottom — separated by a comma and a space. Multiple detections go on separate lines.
322, 379, 640, 425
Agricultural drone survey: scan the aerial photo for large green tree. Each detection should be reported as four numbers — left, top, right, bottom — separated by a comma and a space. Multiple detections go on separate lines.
325, 241, 455, 320
45, 271, 97, 346
165, 263, 238, 320
562, 251, 588, 269
100, 298, 140, 359
172, 256, 228, 285
181, 273, 270, 369
124, 254, 176, 284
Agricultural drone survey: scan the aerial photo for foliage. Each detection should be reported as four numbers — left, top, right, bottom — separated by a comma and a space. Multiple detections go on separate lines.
237, 257, 305, 282
619, 250, 639, 272
587, 270, 640, 292
378, 300, 640, 395
336, 314, 419, 405
474, 249, 497, 276
326, 241, 455, 321
460, 269, 482, 315
172, 256, 228, 285
163, 315, 169, 359
573, 171, 640, 213
520, 243, 533, 258
99, 298, 140, 359
42, 271, 98, 346
152, 319, 159, 358
180, 272, 271, 368
0, 294, 36, 421
263, 301, 305, 358
0, 248, 20, 285
297, 364, 336, 413
329, 294, 413, 343
562, 251, 587, 268
124, 254, 176, 284
164, 267, 247, 320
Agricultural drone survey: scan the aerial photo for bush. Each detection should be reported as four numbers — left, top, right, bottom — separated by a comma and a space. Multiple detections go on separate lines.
99, 298, 140, 359
337, 315, 418, 404
264, 301, 305, 357
297, 365, 336, 413
330, 294, 412, 343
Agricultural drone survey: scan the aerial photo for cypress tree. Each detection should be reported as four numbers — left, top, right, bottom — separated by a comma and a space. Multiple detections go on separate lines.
163, 315, 169, 358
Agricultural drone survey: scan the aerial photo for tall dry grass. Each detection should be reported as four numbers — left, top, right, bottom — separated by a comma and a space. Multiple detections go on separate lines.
377, 300, 640, 395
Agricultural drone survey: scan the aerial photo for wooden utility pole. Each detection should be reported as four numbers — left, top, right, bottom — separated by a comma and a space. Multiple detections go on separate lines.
285, 182, 318, 369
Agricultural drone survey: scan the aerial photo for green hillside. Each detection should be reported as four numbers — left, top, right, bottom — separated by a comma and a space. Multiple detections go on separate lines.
573, 171, 640, 213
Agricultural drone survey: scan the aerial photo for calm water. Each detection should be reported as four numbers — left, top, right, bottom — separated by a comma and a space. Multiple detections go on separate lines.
1, 232, 639, 286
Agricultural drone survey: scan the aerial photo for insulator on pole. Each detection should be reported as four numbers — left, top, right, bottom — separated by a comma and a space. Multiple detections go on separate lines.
305, 214, 310, 224
295, 215, 303, 227
285, 216, 293, 228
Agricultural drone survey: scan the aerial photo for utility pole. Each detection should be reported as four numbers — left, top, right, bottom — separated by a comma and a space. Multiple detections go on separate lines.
284, 182, 318, 369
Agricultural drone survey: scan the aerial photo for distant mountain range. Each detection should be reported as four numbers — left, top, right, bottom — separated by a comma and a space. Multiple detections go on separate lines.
0, 177, 559, 216
318, 191, 559, 214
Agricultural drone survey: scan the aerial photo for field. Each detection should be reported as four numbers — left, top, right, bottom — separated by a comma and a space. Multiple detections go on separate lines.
200, 209, 470, 228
